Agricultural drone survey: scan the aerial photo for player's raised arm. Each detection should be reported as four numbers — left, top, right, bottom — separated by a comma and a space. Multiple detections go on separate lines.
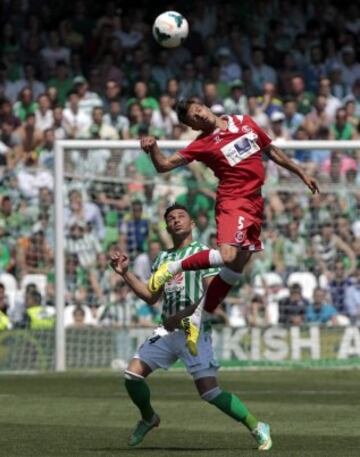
140, 136, 187, 173
109, 252, 162, 305
263, 143, 320, 194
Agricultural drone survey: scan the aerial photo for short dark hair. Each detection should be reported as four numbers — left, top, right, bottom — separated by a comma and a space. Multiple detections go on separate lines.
164, 203, 190, 220
175, 99, 196, 123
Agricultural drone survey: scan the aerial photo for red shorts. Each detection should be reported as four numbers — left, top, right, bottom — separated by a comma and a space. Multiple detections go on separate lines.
215, 196, 264, 250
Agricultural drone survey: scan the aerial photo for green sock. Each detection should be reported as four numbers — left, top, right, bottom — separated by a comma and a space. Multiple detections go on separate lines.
210, 391, 259, 431
125, 378, 155, 422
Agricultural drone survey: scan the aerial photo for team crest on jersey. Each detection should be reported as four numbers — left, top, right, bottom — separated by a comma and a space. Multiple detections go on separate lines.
235, 230, 244, 243
165, 272, 184, 290
241, 125, 252, 133
214, 135, 222, 144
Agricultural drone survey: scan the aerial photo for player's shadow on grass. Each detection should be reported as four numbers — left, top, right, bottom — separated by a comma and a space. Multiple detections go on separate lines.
86, 446, 246, 453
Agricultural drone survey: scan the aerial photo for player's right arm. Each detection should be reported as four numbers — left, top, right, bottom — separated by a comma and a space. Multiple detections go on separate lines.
109, 252, 162, 305
140, 136, 187, 172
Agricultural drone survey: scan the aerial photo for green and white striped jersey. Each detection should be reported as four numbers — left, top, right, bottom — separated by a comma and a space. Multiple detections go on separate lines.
151, 241, 220, 319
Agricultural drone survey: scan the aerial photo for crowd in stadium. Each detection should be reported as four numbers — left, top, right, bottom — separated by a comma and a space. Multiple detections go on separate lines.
0, 0, 360, 330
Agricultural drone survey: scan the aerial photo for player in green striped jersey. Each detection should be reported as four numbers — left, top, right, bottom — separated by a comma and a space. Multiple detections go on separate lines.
110, 203, 272, 450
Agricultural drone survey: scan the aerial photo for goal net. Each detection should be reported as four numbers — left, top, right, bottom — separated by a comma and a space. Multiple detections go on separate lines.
1, 139, 360, 371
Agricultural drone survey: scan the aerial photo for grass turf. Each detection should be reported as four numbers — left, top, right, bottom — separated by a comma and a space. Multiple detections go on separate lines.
0, 370, 359, 457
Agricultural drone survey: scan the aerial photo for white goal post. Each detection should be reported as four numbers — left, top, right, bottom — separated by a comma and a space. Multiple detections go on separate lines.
54, 139, 360, 371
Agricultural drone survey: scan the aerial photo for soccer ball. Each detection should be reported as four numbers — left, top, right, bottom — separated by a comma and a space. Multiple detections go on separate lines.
152, 11, 189, 48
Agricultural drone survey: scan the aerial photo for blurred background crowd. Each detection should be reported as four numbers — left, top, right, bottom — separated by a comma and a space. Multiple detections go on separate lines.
0, 0, 360, 331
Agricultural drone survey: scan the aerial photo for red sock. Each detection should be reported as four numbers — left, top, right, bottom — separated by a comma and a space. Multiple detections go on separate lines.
181, 250, 211, 270
203, 274, 232, 313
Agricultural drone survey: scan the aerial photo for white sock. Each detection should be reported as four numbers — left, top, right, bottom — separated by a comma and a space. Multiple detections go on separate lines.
168, 249, 223, 275
209, 249, 224, 266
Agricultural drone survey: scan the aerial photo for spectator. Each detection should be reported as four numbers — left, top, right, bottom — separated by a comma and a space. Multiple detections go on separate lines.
328, 261, 354, 314
344, 267, 360, 322
257, 82, 282, 118
283, 97, 305, 138
63, 90, 91, 138
88, 106, 118, 140
193, 211, 216, 246
71, 305, 87, 328
216, 47, 241, 84
268, 112, 290, 141
37, 128, 55, 169
133, 240, 162, 283
120, 200, 149, 260
274, 221, 308, 279
103, 100, 130, 139
15, 63, 45, 101
290, 74, 315, 115
52, 106, 68, 139
97, 282, 136, 327
65, 189, 105, 241
127, 81, 159, 111
339, 46, 360, 88
317, 77, 342, 122
250, 47, 277, 94
152, 50, 174, 92
329, 108, 356, 140
65, 219, 102, 268
0, 283, 12, 330
22, 290, 55, 330
17, 228, 53, 277
278, 283, 309, 326
247, 295, 270, 327
40, 30, 71, 74
312, 222, 356, 276
306, 287, 339, 325
178, 62, 203, 99
13, 87, 37, 122
46, 61, 73, 106
35, 94, 53, 132
73, 76, 103, 116
150, 94, 179, 138
223, 79, 248, 115
304, 95, 332, 138
202, 82, 222, 108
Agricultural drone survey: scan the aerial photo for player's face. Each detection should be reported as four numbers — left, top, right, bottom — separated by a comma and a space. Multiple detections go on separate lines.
166, 209, 194, 237
185, 103, 217, 131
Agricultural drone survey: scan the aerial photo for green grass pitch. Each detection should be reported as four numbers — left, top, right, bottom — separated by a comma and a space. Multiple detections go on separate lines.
1, 370, 360, 457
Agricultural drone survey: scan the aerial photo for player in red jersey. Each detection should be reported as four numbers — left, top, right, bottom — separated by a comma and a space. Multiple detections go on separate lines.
141, 99, 319, 355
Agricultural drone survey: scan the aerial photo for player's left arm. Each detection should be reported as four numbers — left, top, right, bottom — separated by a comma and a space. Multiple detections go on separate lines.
140, 136, 187, 172
263, 144, 320, 194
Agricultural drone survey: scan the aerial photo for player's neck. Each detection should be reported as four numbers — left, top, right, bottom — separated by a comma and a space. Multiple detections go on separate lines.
215, 116, 228, 131
172, 234, 193, 250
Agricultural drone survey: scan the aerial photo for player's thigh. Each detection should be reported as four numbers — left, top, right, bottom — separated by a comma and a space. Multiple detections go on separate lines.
219, 244, 252, 271
126, 358, 153, 378
178, 331, 219, 379
133, 333, 178, 373
194, 376, 218, 396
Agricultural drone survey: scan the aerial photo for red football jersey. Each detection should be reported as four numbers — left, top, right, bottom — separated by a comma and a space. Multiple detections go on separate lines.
178, 115, 272, 202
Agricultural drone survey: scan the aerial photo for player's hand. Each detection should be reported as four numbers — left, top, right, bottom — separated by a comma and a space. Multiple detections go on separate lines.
163, 314, 182, 332
109, 252, 129, 275
302, 175, 320, 194
140, 136, 157, 153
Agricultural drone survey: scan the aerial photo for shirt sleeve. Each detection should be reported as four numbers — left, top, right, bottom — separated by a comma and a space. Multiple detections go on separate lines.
244, 115, 272, 149
177, 135, 206, 163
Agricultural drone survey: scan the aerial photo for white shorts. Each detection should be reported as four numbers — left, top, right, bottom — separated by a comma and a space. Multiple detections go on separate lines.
133, 327, 219, 380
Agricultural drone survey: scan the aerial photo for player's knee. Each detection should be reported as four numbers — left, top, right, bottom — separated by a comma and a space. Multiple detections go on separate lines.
200, 386, 222, 403
124, 370, 145, 381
